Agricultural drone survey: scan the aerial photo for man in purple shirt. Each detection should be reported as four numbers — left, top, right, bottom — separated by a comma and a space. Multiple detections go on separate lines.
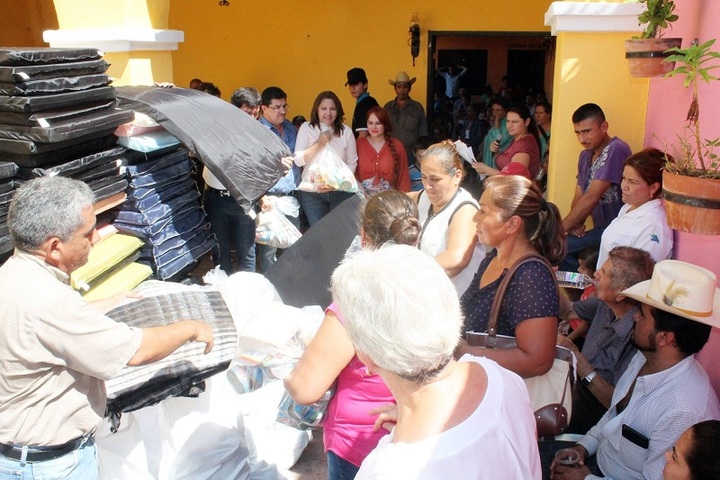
560, 103, 631, 272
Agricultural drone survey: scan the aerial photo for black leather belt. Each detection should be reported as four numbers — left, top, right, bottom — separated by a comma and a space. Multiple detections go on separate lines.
207, 186, 231, 197
0, 436, 87, 462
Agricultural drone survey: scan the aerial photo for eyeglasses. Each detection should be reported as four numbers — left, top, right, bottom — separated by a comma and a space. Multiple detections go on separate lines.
266, 104, 289, 111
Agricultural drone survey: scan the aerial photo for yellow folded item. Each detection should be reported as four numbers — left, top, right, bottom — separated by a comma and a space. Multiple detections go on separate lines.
71, 233, 144, 290
82, 262, 153, 302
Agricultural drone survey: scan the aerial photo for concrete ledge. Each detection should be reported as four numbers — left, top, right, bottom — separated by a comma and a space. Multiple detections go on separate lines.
545, 1, 644, 35
43, 28, 184, 52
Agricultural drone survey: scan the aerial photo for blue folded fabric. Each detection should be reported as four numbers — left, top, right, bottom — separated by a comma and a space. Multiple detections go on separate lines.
125, 149, 191, 188
141, 230, 216, 280
112, 189, 199, 226
113, 203, 204, 239
123, 177, 196, 211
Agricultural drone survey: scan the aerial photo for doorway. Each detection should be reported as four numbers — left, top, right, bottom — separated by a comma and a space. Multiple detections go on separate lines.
427, 31, 555, 137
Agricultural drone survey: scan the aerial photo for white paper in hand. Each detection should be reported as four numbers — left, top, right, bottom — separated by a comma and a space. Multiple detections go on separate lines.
454, 140, 476, 164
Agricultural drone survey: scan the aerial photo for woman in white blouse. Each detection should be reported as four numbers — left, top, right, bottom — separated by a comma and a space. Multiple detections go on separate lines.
294, 91, 358, 226
597, 148, 673, 269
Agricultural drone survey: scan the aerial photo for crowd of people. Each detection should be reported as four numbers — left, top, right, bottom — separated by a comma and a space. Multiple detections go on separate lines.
1, 68, 718, 480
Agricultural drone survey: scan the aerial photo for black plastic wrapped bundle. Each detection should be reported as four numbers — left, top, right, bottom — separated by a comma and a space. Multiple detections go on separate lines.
116, 86, 290, 214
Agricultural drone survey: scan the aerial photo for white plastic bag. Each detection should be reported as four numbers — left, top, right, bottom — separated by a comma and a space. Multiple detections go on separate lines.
298, 145, 358, 193
255, 209, 302, 249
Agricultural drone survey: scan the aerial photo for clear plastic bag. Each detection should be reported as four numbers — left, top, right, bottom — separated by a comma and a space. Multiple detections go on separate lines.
276, 387, 336, 430
255, 209, 302, 249
298, 145, 358, 193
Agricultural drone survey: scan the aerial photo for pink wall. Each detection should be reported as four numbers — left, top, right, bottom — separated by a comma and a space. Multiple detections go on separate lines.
643, 0, 720, 395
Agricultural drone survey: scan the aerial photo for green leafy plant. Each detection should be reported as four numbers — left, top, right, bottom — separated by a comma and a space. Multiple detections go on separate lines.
636, 0, 679, 39
663, 39, 720, 177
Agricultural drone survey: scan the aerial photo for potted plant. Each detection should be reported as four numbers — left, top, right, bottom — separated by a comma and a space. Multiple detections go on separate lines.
661, 39, 720, 234
625, 0, 682, 77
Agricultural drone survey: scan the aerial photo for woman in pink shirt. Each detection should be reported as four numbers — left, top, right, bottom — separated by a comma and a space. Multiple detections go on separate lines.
284, 190, 421, 480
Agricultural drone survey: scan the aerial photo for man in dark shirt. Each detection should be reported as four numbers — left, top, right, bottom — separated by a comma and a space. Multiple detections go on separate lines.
345, 67, 378, 139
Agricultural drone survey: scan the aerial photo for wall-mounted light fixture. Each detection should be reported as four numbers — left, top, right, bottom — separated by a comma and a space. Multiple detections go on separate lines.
408, 13, 420, 67
219, 0, 229, 6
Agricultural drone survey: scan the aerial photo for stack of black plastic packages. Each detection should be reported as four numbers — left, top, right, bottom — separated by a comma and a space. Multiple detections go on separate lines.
0, 161, 18, 261
0, 47, 134, 263
110, 125, 215, 281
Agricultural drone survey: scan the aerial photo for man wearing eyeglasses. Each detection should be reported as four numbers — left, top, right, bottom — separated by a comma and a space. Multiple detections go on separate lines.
257, 86, 301, 273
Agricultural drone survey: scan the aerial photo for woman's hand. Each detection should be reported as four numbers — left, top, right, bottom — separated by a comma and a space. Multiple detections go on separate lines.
489, 140, 500, 153
280, 155, 295, 173
567, 225, 586, 238
472, 162, 493, 175
315, 130, 332, 148
369, 403, 398, 433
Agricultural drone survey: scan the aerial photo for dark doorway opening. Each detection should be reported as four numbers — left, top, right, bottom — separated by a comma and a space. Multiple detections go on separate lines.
426, 31, 555, 141
436, 49, 489, 97
506, 49, 546, 97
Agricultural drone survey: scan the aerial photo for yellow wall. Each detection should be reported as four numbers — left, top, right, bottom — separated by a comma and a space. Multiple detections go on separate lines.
169, 0, 553, 113
49, 0, 175, 86
53, 0, 169, 29
104, 52, 175, 86
546, 31, 650, 217
0, 0, 58, 46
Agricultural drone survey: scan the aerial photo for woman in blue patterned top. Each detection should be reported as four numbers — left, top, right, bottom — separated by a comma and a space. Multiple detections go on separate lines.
456, 175, 565, 378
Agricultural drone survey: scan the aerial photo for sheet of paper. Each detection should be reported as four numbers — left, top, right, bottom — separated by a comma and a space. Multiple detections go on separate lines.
454, 140, 476, 164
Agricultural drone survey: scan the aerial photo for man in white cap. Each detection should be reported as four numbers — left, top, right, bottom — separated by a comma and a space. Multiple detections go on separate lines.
384, 71, 428, 164
550, 259, 720, 480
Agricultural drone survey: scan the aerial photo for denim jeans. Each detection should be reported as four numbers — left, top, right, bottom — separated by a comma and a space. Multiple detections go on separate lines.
0, 437, 98, 480
558, 227, 604, 272
203, 188, 256, 273
327, 450, 359, 480
299, 190, 356, 227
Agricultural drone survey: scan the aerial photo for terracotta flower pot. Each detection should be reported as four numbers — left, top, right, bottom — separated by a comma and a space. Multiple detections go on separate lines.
662, 171, 720, 235
625, 38, 682, 78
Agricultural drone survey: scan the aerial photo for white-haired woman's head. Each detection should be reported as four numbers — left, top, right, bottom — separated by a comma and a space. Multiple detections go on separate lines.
331, 244, 462, 383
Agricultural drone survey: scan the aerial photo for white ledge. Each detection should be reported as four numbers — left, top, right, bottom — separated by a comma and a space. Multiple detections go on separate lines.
43, 28, 184, 53
545, 1, 644, 35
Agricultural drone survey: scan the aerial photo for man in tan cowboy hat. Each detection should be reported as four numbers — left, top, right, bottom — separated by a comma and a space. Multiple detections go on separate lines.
384, 71, 428, 165
549, 259, 720, 480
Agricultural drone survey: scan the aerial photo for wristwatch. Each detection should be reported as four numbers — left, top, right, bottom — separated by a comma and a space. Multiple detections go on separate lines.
581, 371, 597, 386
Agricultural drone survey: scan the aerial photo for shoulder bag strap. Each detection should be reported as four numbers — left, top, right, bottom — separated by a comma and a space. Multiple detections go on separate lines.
486, 253, 556, 337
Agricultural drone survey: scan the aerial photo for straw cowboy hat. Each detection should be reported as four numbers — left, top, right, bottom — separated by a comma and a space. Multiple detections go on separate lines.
622, 259, 720, 328
388, 71, 416, 86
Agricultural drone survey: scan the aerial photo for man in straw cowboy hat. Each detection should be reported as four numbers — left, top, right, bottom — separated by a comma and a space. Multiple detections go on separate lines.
549, 260, 720, 480
384, 71, 428, 165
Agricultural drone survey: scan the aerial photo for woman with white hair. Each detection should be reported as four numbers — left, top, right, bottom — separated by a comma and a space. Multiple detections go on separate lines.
284, 191, 422, 480
332, 244, 541, 479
